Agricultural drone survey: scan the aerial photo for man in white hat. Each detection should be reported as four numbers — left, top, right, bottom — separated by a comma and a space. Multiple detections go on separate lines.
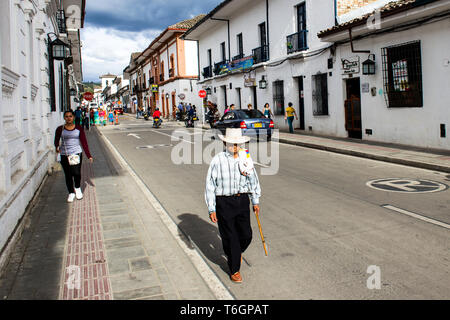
205, 128, 261, 283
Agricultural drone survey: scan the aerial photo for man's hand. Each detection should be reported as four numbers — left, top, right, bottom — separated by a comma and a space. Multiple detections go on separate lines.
253, 205, 260, 216
56, 147, 60, 153
89, 157, 94, 163
209, 212, 218, 223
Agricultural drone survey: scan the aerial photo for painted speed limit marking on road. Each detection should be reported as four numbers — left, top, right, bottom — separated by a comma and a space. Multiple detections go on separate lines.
366, 178, 447, 193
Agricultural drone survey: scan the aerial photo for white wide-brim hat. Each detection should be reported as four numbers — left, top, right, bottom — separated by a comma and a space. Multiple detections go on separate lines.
218, 128, 250, 144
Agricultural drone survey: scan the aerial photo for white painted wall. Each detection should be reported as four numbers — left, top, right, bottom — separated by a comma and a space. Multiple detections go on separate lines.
0, 0, 83, 254
184, 40, 198, 76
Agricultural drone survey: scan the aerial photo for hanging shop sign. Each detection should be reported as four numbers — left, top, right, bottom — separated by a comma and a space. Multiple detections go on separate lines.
151, 84, 159, 93
244, 70, 257, 87
341, 56, 360, 75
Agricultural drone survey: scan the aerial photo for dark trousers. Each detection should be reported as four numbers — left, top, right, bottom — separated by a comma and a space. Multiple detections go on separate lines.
60, 153, 83, 193
216, 194, 252, 274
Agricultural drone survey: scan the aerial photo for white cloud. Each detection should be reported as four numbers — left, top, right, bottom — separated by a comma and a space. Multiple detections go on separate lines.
81, 25, 160, 82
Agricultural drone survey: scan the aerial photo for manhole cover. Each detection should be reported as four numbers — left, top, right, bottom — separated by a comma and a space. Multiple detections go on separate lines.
366, 178, 447, 193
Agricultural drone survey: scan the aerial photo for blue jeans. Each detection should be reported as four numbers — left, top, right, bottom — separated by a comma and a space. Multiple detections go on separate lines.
287, 116, 294, 133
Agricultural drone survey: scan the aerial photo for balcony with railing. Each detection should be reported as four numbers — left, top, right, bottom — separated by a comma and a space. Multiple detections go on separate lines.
232, 53, 244, 61
202, 66, 212, 79
213, 61, 228, 75
252, 45, 269, 64
286, 30, 308, 54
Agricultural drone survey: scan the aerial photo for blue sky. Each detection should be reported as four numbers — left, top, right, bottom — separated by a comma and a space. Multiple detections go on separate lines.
81, 0, 222, 82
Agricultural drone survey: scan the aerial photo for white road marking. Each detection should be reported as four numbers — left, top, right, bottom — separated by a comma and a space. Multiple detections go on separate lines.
149, 129, 195, 145
382, 205, 450, 230
99, 131, 234, 300
127, 133, 141, 139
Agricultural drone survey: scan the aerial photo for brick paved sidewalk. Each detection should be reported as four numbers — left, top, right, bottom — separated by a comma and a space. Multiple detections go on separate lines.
0, 129, 217, 300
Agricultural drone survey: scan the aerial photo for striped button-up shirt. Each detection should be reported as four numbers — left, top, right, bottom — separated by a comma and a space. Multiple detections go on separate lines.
205, 151, 261, 214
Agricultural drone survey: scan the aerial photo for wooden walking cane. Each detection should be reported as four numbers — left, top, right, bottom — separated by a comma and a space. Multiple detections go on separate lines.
255, 211, 268, 256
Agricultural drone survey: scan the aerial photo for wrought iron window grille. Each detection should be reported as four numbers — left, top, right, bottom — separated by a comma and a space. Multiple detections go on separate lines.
381, 40, 423, 108
312, 73, 329, 116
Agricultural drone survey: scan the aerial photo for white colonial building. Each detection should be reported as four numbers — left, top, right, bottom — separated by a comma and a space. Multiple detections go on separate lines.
124, 15, 205, 118
318, 0, 450, 149
0, 0, 85, 267
184, 0, 450, 149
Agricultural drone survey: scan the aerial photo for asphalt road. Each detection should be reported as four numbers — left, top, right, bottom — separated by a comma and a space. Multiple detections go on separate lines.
99, 116, 450, 299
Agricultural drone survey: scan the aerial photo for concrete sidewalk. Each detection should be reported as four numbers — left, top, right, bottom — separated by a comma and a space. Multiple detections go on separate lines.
0, 128, 219, 300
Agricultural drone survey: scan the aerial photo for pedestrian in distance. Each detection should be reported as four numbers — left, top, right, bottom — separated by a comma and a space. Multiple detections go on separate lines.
54, 110, 93, 203
108, 109, 114, 125
90, 108, 94, 126
247, 104, 253, 110
82, 108, 90, 131
263, 103, 274, 119
224, 105, 230, 114
285, 102, 298, 134
205, 128, 261, 283
230, 104, 236, 111
75, 107, 82, 126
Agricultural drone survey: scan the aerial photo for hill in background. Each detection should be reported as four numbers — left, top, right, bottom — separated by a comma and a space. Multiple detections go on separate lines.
83, 81, 101, 93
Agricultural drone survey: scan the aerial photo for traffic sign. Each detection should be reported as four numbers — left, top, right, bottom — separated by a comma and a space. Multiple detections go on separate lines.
199, 90, 207, 98
83, 92, 94, 101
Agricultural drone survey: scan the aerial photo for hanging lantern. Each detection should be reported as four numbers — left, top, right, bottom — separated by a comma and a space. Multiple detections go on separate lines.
51, 37, 70, 60
362, 54, 376, 75
259, 76, 267, 89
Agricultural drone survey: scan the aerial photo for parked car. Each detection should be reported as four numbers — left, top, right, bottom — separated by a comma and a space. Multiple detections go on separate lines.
215, 109, 274, 140
113, 107, 123, 115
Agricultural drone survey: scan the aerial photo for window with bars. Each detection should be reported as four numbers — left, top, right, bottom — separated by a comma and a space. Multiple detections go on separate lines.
312, 73, 328, 116
381, 41, 423, 108
273, 80, 285, 115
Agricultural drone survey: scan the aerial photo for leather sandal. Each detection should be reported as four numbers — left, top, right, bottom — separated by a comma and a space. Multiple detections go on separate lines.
230, 271, 242, 283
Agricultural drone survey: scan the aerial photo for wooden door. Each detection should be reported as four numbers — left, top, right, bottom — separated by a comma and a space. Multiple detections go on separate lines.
344, 78, 362, 139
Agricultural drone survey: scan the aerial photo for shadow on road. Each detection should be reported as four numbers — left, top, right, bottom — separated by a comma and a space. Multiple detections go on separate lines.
176, 213, 229, 275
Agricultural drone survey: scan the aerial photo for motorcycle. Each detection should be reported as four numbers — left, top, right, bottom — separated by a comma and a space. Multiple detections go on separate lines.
206, 110, 219, 128
185, 113, 198, 128
153, 117, 162, 128
143, 110, 151, 121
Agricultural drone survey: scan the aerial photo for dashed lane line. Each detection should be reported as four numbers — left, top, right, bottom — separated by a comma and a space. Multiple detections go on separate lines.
382, 205, 450, 230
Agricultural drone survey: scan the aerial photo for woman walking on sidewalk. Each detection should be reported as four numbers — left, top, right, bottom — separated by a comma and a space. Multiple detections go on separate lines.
285, 102, 298, 133
54, 110, 93, 203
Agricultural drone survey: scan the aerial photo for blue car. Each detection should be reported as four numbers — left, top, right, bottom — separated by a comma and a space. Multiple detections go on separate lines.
214, 109, 274, 141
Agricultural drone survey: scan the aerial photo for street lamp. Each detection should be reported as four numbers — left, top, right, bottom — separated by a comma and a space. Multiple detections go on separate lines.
47, 33, 71, 112
362, 54, 376, 75
259, 75, 267, 89
48, 33, 70, 60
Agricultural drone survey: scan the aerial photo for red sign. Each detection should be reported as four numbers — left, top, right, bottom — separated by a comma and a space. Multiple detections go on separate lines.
83, 92, 94, 101
198, 90, 207, 98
